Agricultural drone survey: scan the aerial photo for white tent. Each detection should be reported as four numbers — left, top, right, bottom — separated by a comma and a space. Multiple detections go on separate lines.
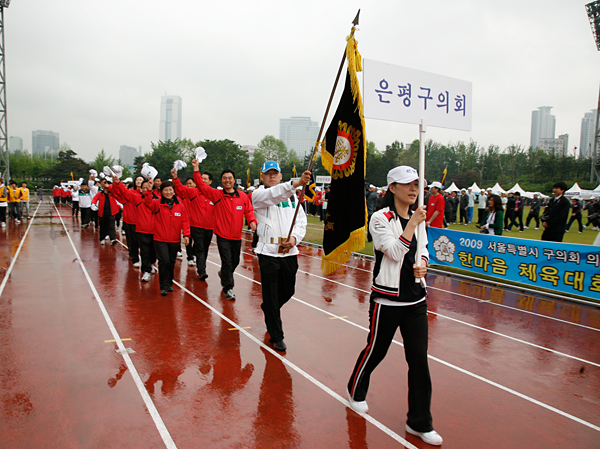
594, 184, 600, 192
490, 182, 506, 195
565, 182, 598, 200
468, 182, 481, 194
445, 182, 460, 193
507, 182, 527, 195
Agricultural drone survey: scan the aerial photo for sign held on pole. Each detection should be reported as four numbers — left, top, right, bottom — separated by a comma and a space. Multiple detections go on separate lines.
363, 59, 472, 131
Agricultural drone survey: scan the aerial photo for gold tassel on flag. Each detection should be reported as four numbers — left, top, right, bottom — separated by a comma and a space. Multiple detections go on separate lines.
292, 165, 297, 178
246, 168, 251, 188
440, 165, 448, 186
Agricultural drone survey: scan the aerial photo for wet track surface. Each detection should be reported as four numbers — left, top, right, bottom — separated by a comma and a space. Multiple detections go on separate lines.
1, 201, 599, 448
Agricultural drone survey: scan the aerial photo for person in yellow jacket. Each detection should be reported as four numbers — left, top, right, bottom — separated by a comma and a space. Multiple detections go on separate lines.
7, 180, 22, 223
0, 177, 7, 227
20, 182, 30, 219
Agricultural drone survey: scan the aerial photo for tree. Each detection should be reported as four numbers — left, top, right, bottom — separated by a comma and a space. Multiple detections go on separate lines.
92, 149, 115, 174
42, 149, 91, 184
146, 140, 184, 179
195, 139, 249, 186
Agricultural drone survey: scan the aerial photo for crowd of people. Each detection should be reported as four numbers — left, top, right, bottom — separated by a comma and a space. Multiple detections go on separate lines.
0, 177, 31, 225
366, 181, 600, 243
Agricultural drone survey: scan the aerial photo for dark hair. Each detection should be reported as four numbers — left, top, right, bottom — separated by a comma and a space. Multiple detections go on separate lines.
489, 194, 502, 212
140, 180, 150, 189
382, 186, 396, 210
553, 181, 567, 192
185, 177, 195, 184
159, 180, 174, 191
514, 192, 520, 196
154, 176, 162, 182
221, 169, 235, 179
202, 172, 213, 181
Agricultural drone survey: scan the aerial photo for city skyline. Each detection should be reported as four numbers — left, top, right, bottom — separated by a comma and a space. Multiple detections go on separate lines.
4, 1, 600, 163
159, 95, 182, 142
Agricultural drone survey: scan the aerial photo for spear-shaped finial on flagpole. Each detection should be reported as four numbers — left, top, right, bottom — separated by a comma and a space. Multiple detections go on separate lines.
352, 9, 360, 26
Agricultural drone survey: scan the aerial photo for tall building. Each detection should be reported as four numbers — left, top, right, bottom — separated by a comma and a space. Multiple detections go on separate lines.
279, 116, 320, 158
119, 145, 141, 168
32, 130, 59, 157
241, 145, 258, 161
580, 109, 598, 159
530, 106, 556, 149
159, 95, 182, 142
9, 136, 23, 152
538, 134, 569, 156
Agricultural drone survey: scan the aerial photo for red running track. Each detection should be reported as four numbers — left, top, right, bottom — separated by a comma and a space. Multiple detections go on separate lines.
1, 200, 599, 448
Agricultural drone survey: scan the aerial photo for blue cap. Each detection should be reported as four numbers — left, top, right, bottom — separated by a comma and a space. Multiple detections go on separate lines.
261, 161, 281, 173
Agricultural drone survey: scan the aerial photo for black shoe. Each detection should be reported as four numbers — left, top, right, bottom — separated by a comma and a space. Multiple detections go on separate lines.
199, 272, 208, 281
167, 286, 174, 292
273, 340, 287, 352
160, 290, 168, 296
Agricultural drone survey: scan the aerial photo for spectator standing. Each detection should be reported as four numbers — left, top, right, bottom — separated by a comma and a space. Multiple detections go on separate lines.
477, 191, 488, 225
541, 181, 570, 242
504, 192, 515, 231
565, 198, 583, 233
466, 188, 475, 223
508, 192, 524, 232
425, 182, 445, 228
480, 194, 504, 236
524, 193, 541, 230
20, 182, 30, 219
459, 189, 468, 225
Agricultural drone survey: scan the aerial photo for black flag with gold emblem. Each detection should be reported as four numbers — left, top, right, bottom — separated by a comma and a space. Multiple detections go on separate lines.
320, 37, 367, 275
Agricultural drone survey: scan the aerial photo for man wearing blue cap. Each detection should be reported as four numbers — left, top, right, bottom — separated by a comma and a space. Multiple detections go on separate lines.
252, 161, 311, 352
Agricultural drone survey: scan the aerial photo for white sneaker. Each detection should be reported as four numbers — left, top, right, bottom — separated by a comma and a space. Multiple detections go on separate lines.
583, 225, 587, 229
1, 222, 5, 227
565, 230, 569, 233
225, 289, 236, 300
535, 227, 539, 230
15, 219, 21, 224
121, 230, 126, 235
523, 226, 529, 229
405, 424, 443, 446
187, 260, 196, 266
177, 252, 183, 259
151, 265, 158, 273
346, 389, 368, 414
100, 240, 105, 245
133, 261, 141, 268
141, 272, 151, 282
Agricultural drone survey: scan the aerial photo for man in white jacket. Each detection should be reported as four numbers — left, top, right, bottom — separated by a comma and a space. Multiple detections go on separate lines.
251, 161, 311, 352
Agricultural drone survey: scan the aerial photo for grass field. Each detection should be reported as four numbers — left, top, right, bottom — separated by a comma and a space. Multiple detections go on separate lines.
303, 206, 599, 257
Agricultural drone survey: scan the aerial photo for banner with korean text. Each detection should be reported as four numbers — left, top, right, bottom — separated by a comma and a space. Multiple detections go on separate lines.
427, 228, 600, 300
363, 59, 472, 131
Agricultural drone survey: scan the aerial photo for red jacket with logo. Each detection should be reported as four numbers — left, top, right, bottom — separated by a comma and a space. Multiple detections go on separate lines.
91, 191, 120, 217
52, 187, 61, 197
193, 171, 256, 240
143, 192, 190, 243
110, 182, 139, 226
173, 177, 215, 230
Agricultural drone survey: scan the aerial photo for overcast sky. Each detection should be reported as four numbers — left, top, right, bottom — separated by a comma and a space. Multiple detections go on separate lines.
5, 0, 600, 162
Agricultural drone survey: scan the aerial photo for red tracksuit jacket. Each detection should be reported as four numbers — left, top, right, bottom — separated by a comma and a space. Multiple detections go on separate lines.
91, 191, 119, 217
143, 192, 190, 243
110, 183, 138, 226
193, 171, 256, 240
173, 178, 215, 230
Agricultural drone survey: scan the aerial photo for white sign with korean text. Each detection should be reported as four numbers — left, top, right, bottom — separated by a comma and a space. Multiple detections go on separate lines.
316, 176, 332, 184
363, 59, 472, 131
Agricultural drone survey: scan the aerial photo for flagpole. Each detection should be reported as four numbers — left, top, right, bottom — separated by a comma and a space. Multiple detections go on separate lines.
415, 119, 426, 285
281, 10, 361, 251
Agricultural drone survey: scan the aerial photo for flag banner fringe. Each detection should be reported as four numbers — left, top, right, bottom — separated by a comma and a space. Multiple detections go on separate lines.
321, 223, 366, 275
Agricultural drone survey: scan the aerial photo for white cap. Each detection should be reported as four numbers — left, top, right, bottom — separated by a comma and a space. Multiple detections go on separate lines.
428, 181, 443, 189
386, 166, 419, 185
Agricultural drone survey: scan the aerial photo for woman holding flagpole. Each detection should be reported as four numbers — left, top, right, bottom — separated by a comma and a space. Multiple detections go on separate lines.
346, 165, 443, 446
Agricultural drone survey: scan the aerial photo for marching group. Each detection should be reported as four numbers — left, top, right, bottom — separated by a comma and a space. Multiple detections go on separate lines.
0, 178, 32, 225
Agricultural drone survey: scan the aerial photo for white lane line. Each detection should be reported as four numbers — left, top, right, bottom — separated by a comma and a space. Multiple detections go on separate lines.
112, 237, 415, 447
0, 201, 42, 298
236, 248, 600, 366
201, 258, 600, 433
173, 279, 418, 449
244, 236, 600, 332
54, 205, 177, 449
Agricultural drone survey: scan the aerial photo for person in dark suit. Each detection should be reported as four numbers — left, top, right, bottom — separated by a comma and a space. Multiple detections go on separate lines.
541, 181, 570, 242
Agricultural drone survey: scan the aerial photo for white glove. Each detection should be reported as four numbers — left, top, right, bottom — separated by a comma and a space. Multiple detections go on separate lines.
89, 169, 98, 177
103, 166, 113, 176
194, 147, 207, 163
123, 177, 133, 184
91, 203, 98, 211
99, 172, 106, 179
112, 165, 123, 178
173, 160, 187, 171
